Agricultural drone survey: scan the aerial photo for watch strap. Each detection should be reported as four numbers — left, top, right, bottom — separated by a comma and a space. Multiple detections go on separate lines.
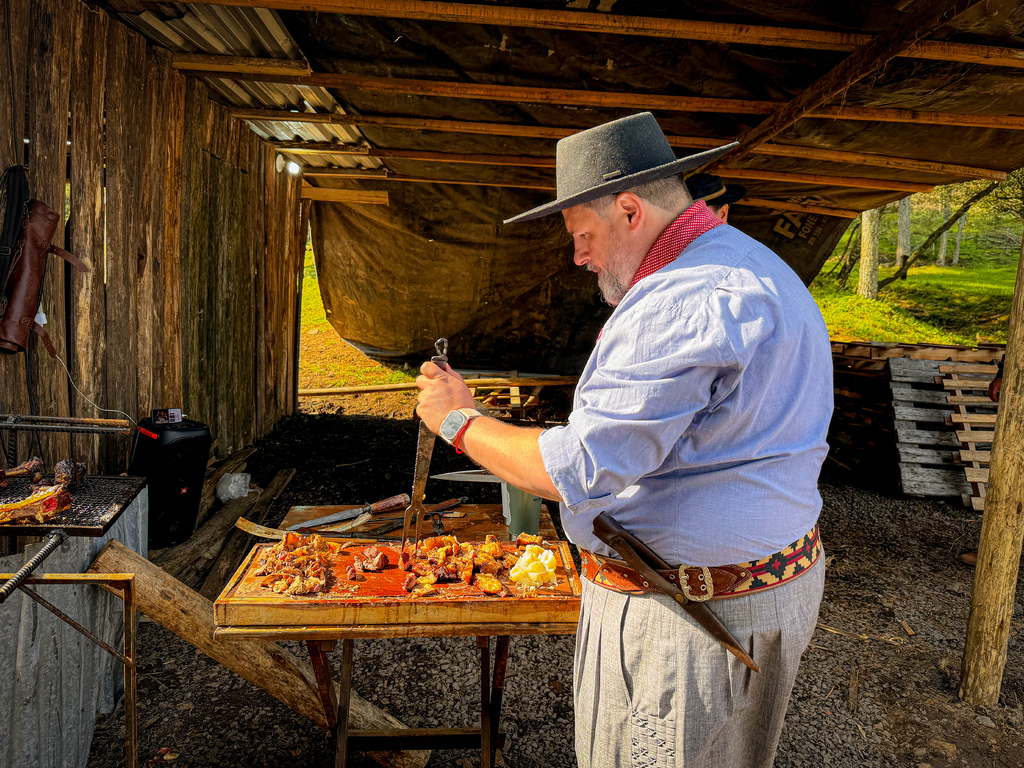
452, 408, 482, 454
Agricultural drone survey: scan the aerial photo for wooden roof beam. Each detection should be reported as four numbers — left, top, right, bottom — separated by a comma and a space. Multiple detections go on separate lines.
139, 1, 1024, 70
197, 68, 1024, 132
300, 168, 861, 217
171, 53, 311, 77
300, 184, 390, 204
719, 0, 988, 166
245, 111, 1006, 181
276, 142, 935, 192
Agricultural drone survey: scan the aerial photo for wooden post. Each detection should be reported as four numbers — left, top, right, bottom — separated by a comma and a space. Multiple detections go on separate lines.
857, 208, 881, 299
960, 237, 1024, 705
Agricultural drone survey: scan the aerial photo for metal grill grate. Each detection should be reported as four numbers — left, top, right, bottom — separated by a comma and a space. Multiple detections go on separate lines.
0, 475, 145, 536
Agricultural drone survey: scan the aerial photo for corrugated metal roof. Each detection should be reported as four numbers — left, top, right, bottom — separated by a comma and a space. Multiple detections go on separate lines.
119, 3, 381, 172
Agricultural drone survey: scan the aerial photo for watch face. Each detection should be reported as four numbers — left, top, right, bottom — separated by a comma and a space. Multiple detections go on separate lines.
439, 410, 466, 442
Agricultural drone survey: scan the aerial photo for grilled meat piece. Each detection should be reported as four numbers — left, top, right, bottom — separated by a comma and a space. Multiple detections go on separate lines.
0, 456, 44, 489
516, 532, 544, 547
54, 458, 88, 490
346, 566, 365, 582
474, 573, 509, 597
402, 573, 417, 592
0, 484, 72, 525
361, 546, 389, 572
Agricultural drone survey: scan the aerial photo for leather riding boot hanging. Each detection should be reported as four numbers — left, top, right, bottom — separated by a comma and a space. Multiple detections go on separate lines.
0, 199, 87, 356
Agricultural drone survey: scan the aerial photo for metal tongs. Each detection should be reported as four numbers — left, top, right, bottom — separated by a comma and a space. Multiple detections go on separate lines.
399, 338, 449, 567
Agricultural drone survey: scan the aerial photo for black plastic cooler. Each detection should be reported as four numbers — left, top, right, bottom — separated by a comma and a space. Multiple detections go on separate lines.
128, 417, 212, 549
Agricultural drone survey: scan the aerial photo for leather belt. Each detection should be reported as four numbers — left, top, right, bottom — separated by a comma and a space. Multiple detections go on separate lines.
581, 525, 820, 601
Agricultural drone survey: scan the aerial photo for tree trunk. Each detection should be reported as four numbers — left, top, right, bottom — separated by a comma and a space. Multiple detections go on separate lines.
951, 216, 965, 265
857, 207, 880, 299
837, 216, 862, 287
960, 230, 1024, 706
896, 197, 911, 270
880, 181, 998, 290
937, 197, 950, 265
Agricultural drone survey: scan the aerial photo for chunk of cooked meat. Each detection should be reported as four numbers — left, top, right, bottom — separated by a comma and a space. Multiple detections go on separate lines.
0, 484, 72, 525
361, 546, 389, 572
473, 573, 509, 597
54, 458, 88, 490
516, 532, 544, 547
402, 573, 418, 592
346, 566, 365, 582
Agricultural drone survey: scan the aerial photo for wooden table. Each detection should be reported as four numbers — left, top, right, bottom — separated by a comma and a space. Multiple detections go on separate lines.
214, 503, 579, 768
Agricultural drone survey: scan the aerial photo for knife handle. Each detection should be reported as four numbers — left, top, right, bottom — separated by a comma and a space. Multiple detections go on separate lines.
432, 337, 449, 371
370, 493, 411, 514
593, 512, 672, 571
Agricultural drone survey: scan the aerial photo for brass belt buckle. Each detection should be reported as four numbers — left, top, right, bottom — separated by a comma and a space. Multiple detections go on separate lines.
679, 565, 714, 602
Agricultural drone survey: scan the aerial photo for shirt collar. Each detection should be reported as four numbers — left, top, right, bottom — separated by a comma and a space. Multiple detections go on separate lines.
628, 200, 723, 290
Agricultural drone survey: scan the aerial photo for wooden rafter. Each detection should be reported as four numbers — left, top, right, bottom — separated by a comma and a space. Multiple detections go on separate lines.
277, 142, 934, 192
717, 168, 934, 194
123, 1, 1024, 70
300, 169, 861, 217
195, 67, 1024, 132
238, 110, 1007, 181
171, 53, 311, 77
300, 185, 390, 204
718, 0, 987, 166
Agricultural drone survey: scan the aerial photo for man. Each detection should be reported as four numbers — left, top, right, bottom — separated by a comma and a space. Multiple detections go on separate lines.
416, 113, 832, 768
685, 172, 747, 224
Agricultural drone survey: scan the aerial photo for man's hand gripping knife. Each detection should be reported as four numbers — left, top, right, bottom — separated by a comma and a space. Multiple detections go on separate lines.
416, 358, 562, 503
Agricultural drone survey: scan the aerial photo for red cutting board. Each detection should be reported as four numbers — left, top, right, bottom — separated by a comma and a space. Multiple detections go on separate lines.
214, 540, 582, 629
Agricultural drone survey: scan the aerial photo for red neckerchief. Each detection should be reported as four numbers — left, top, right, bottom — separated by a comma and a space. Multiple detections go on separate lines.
628, 200, 722, 290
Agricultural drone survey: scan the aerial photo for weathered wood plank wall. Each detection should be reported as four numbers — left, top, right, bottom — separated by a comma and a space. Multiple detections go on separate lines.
0, 0, 303, 473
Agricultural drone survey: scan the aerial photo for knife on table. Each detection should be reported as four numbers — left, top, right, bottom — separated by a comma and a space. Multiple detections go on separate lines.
286, 492, 410, 531
592, 512, 761, 673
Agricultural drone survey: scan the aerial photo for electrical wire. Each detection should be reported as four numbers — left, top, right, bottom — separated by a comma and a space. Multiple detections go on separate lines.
53, 353, 136, 428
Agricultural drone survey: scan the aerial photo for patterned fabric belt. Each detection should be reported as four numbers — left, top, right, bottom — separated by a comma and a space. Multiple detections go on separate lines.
580, 525, 821, 601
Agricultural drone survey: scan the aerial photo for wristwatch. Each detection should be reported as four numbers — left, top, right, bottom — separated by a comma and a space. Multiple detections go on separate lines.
439, 407, 483, 450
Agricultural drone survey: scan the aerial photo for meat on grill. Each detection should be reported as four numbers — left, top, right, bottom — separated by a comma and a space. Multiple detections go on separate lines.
0, 484, 72, 525
0, 456, 44, 490
54, 458, 88, 491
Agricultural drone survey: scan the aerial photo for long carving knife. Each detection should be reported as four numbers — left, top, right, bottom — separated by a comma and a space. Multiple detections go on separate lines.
592, 512, 761, 673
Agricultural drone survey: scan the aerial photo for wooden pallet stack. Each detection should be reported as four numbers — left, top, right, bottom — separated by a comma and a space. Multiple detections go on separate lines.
888, 358, 972, 498
828, 341, 1004, 476
941, 364, 1001, 511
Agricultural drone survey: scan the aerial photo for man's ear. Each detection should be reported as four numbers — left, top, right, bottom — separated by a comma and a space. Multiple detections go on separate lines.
615, 192, 644, 231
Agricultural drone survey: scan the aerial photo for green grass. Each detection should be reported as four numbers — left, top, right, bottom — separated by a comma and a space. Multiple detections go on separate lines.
300, 249, 416, 387
811, 261, 1016, 345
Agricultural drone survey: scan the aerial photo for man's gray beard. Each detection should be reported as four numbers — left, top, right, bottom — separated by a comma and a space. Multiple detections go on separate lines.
597, 271, 629, 306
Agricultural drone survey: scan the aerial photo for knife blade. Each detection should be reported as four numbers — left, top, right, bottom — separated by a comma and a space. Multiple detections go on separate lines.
299, 498, 467, 537
430, 469, 501, 483
286, 493, 410, 531
592, 512, 761, 673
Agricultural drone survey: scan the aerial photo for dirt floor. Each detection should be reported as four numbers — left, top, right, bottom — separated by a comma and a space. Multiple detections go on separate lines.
86, 405, 1024, 768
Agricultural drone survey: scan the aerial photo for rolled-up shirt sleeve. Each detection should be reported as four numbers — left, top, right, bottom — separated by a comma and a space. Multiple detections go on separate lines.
538, 299, 736, 514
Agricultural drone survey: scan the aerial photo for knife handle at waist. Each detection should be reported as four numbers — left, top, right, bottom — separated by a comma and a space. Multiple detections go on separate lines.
592, 511, 672, 571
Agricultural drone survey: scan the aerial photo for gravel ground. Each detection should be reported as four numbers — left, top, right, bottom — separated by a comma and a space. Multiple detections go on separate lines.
87, 412, 1024, 768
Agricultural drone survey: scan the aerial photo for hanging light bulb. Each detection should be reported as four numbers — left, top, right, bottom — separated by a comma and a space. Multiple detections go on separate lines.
288, 162, 301, 175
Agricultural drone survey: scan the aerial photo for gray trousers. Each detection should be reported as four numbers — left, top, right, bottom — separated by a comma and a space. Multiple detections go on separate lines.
574, 557, 824, 768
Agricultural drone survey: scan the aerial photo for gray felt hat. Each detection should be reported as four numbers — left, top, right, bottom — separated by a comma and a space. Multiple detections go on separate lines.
504, 112, 738, 225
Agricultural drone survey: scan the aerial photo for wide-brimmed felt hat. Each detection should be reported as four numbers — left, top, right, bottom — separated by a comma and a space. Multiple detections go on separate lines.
503, 112, 738, 224
685, 173, 747, 207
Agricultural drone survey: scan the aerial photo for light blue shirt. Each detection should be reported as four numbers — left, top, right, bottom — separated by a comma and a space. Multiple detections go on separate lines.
538, 224, 833, 566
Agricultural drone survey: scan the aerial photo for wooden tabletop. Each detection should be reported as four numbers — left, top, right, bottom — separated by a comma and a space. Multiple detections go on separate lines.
215, 503, 576, 640
281, 502, 559, 542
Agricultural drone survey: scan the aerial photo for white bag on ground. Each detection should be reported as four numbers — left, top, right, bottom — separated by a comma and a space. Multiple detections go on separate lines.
216, 472, 251, 503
